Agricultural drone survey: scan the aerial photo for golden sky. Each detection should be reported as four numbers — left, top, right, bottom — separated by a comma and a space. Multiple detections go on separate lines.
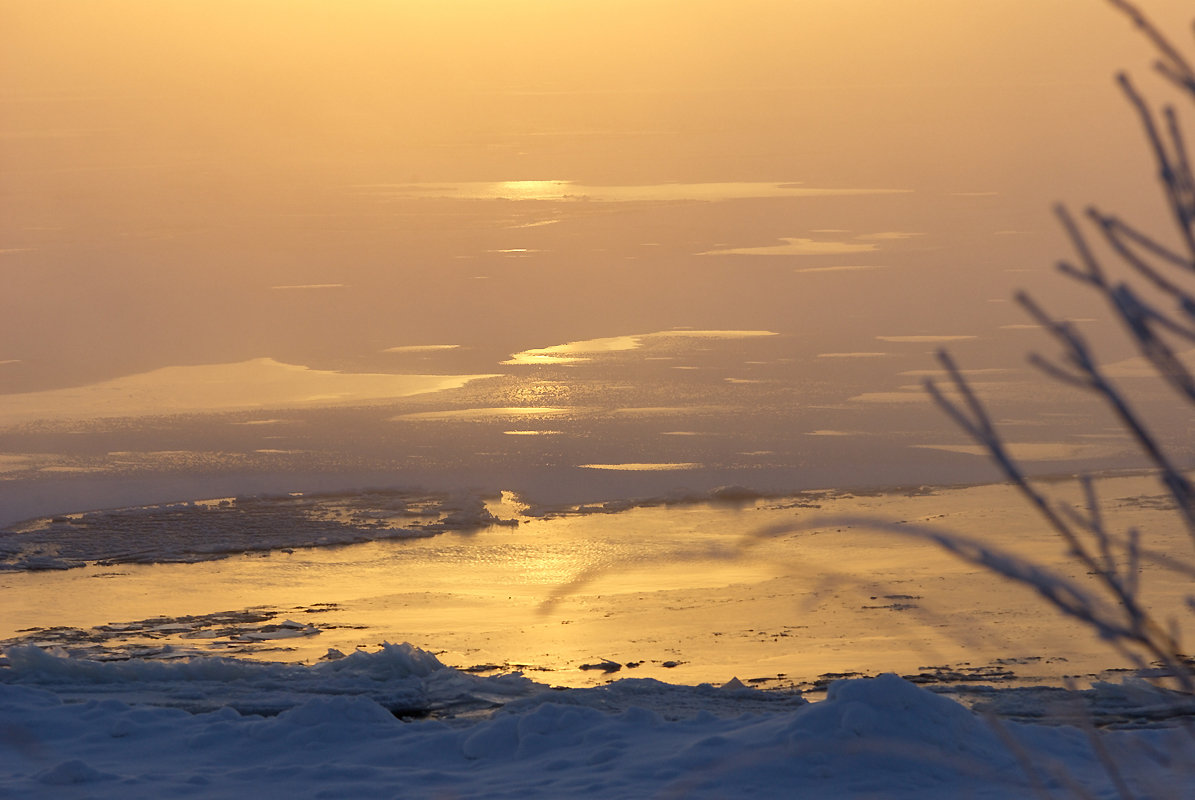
1, 1, 1192, 505
3, 0, 1188, 375
5, 0, 1184, 192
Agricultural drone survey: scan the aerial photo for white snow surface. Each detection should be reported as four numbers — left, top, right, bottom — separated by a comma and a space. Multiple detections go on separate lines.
2, 644, 1193, 799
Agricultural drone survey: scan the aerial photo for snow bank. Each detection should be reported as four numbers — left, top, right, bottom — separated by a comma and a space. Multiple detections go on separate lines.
2, 645, 1192, 799
0, 643, 538, 717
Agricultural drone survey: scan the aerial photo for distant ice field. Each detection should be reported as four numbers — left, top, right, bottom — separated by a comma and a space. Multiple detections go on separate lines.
4, 334, 1190, 528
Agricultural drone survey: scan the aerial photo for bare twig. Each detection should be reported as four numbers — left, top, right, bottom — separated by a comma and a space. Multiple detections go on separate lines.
1107, 0, 1195, 93
1117, 73, 1195, 259
1014, 291, 1195, 538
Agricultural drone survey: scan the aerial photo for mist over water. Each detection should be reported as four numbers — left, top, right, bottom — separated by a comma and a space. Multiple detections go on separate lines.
2, 1, 1191, 521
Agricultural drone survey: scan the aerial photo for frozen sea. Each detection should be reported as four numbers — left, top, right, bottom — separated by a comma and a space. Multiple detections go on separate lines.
7, 2, 1195, 794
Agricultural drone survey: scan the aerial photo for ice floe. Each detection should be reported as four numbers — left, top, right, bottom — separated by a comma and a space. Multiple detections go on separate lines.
0, 489, 517, 571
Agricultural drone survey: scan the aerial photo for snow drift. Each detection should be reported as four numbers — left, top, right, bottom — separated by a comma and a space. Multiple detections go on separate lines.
2, 644, 1192, 799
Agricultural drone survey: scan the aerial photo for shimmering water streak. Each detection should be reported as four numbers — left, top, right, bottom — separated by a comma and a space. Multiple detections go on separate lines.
504, 330, 778, 366
0, 359, 498, 426
578, 463, 701, 471
358, 180, 909, 203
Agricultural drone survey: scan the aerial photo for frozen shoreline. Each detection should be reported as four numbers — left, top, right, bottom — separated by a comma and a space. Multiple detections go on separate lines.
3, 476, 1194, 796
3, 643, 1194, 799
2, 473, 1189, 689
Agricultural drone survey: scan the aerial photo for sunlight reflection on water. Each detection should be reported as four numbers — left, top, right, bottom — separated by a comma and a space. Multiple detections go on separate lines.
0, 359, 497, 426
359, 180, 909, 203
3, 476, 1189, 688
391, 407, 574, 422
578, 463, 702, 471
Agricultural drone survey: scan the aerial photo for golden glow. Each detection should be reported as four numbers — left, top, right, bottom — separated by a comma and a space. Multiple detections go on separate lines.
503, 335, 642, 366
577, 463, 702, 471
4, 0, 1191, 497
2, 475, 1190, 688
391, 407, 572, 422
504, 330, 778, 366
912, 442, 1129, 461
700, 238, 880, 256
369, 181, 907, 202
0, 360, 497, 426
611, 406, 729, 416
496, 180, 572, 201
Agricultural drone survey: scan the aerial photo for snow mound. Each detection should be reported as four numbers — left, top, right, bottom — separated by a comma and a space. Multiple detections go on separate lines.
2, 645, 1193, 798
0, 643, 538, 717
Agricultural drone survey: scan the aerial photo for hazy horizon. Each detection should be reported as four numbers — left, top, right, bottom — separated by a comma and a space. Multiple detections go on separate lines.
3, 0, 1192, 517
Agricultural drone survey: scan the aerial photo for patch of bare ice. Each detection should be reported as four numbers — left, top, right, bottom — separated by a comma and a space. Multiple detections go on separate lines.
0, 489, 518, 572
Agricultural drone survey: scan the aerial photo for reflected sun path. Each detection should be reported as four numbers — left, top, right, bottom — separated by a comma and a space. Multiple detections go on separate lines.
357, 180, 910, 203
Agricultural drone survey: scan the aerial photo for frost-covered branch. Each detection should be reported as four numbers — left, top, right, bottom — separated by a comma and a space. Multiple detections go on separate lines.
917, 0, 1195, 697
1106, 0, 1195, 94
749, 515, 1191, 693
924, 357, 1184, 685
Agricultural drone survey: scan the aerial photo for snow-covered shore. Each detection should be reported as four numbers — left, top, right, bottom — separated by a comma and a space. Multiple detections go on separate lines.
3, 643, 1194, 799
3, 475, 1195, 796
